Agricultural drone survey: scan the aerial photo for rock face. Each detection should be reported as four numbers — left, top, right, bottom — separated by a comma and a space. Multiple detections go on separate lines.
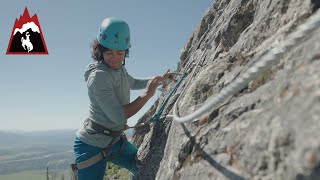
132, 0, 320, 179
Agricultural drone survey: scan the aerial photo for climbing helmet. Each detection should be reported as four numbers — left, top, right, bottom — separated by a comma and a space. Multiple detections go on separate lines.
97, 17, 131, 50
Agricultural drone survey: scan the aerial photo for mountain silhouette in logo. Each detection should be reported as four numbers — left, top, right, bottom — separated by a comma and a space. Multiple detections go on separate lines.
6, 7, 48, 54
8, 28, 46, 52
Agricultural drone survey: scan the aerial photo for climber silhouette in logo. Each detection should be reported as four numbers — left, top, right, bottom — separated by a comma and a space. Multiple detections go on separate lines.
6, 7, 48, 55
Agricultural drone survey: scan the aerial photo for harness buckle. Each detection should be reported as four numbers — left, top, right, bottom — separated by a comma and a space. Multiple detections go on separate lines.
101, 151, 107, 158
103, 130, 111, 135
71, 163, 78, 171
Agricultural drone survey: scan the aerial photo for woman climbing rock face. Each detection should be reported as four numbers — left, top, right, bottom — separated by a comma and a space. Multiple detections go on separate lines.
72, 17, 170, 180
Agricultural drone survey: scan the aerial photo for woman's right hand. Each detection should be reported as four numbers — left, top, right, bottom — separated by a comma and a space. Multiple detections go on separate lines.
144, 69, 170, 98
125, 70, 170, 119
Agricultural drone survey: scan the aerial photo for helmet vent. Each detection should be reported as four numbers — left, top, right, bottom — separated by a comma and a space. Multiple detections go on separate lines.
101, 34, 107, 40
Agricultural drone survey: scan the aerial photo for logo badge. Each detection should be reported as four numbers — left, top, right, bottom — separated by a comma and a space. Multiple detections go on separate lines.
6, 7, 48, 55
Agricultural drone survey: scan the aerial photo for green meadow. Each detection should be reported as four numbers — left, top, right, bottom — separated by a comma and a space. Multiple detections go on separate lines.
0, 170, 72, 180
0, 170, 45, 180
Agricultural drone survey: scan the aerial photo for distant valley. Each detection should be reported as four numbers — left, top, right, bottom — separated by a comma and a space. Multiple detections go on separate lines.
0, 129, 76, 175
0, 128, 133, 177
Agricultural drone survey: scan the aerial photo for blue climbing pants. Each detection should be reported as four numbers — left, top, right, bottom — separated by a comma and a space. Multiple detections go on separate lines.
74, 136, 139, 180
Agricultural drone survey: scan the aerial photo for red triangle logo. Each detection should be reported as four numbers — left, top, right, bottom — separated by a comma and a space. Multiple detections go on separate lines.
6, 7, 49, 55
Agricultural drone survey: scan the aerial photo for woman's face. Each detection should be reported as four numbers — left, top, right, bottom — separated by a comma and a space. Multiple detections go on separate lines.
103, 49, 126, 70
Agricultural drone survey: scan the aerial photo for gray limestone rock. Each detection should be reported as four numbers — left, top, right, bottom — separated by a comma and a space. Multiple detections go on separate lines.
131, 0, 320, 179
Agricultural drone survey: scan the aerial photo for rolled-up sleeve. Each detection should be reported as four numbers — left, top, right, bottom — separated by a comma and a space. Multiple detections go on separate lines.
127, 73, 149, 90
91, 71, 127, 125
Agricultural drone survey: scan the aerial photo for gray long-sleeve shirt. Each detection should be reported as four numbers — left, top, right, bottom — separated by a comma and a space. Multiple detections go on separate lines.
76, 62, 149, 148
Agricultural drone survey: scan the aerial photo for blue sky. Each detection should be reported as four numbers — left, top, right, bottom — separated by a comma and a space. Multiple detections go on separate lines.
0, 0, 213, 131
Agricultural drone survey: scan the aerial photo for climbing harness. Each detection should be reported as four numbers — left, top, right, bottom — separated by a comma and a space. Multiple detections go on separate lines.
83, 118, 124, 137
71, 119, 140, 180
173, 9, 320, 123
71, 119, 128, 178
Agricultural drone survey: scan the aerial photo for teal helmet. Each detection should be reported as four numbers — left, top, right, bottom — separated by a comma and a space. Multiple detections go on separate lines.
97, 17, 131, 50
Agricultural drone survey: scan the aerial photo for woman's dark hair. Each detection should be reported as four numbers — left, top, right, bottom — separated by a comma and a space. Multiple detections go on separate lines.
91, 39, 129, 62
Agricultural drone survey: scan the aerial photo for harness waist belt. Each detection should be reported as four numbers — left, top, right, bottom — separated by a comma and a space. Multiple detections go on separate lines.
84, 118, 123, 137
